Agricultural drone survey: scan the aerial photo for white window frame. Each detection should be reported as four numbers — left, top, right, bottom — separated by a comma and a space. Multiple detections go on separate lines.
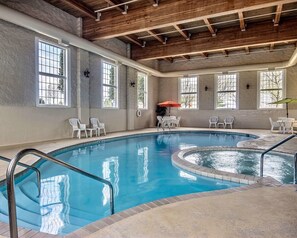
215, 73, 238, 110
179, 76, 199, 109
257, 69, 286, 109
137, 71, 148, 110
101, 60, 119, 109
36, 38, 70, 107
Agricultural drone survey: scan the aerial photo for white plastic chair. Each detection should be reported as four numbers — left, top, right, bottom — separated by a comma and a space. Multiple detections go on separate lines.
69, 118, 89, 139
209, 116, 219, 128
90, 118, 106, 136
282, 118, 294, 134
174, 116, 181, 127
269, 117, 281, 132
224, 117, 234, 129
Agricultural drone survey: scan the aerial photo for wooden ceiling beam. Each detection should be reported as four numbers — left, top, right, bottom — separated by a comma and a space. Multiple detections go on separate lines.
84, 0, 296, 40
203, 18, 217, 37
245, 46, 250, 54
124, 35, 145, 47
181, 55, 191, 60
104, 0, 126, 14
222, 50, 229, 57
201, 52, 209, 58
173, 24, 190, 40
148, 0, 159, 7
273, 4, 283, 26
63, 0, 96, 19
131, 17, 297, 61
164, 57, 174, 63
147, 30, 166, 44
238, 11, 246, 31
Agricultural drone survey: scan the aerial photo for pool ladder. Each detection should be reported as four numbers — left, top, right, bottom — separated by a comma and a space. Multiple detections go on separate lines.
260, 134, 297, 184
0, 156, 41, 197
5, 148, 115, 238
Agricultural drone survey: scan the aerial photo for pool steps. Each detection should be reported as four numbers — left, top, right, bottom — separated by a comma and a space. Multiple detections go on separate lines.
0, 181, 102, 235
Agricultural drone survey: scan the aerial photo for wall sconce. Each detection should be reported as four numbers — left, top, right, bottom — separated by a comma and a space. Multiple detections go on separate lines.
246, 84, 250, 89
130, 81, 136, 87
83, 69, 90, 78
204, 86, 208, 91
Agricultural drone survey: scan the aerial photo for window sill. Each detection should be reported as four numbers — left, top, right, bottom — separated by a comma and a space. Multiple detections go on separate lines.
36, 104, 70, 109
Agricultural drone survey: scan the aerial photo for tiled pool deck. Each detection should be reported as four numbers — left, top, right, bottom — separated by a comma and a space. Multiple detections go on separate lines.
0, 128, 296, 238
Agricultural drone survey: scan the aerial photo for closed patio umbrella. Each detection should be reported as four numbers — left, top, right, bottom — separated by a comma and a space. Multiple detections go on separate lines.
269, 98, 297, 118
158, 101, 181, 115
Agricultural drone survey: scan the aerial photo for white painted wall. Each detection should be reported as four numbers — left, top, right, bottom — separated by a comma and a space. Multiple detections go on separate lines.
0, 0, 157, 146
158, 67, 297, 129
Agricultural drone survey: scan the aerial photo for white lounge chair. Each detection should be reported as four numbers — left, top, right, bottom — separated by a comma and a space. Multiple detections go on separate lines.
209, 116, 219, 128
90, 118, 106, 136
224, 117, 234, 129
269, 117, 281, 132
69, 118, 90, 139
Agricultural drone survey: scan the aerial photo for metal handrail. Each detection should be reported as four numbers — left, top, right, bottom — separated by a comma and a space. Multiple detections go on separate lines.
6, 148, 115, 238
293, 153, 297, 184
0, 156, 41, 197
260, 134, 297, 177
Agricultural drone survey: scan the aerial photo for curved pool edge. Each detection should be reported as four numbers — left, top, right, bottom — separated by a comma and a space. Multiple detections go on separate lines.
0, 130, 285, 237
171, 146, 284, 186
68, 182, 266, 238
0, 127, 261, 184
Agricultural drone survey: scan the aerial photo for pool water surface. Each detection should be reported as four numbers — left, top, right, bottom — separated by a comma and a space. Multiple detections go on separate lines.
0, 132, 255, 234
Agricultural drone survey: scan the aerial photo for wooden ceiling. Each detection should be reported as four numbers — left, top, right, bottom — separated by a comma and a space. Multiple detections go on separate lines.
44, 0, 297, 63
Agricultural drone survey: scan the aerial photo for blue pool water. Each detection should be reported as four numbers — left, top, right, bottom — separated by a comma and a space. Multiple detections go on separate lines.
0, 132, 255, 235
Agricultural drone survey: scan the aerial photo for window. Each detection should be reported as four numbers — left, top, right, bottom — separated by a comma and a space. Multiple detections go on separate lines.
258, 70, 285, 109
180, 77, 198, 109
37, 40, 68, 106
102, 61, 118, 108
137, 72, 148, 109
216, 73, 237, 109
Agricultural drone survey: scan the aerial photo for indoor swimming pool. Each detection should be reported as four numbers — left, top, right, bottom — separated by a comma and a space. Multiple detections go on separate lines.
0, 131, 257, 234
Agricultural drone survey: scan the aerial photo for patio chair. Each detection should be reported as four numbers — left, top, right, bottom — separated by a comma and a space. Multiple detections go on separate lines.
69, 118, 89, 139
282, 119, 294, 134
209, 116, 219, 128
224, 117, 234, 129
171, 116, 181, 128
157, 116, 163, 129
269, 117, 281, 132
90, 118, 106, 136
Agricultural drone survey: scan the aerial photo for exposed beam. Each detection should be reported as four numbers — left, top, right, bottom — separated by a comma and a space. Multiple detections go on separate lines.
222, 50, 229, 57
63, 0, 96, 19
148, 0, 159, 7
181, 55, 190, 60
173, 24, 190, 40
164, 57, 174, 63
203, 18, 216, 37
270, 43, 275, 51
131, 17, 297, 61
245, 46, 250, 54
84, 0, 297, 40
201, 52, 209, 58
124, 35, 145, 47
104, 0, 126, 14
238, 11, 246, 31
147, 30, 166, 44
273, 4, 283, 26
